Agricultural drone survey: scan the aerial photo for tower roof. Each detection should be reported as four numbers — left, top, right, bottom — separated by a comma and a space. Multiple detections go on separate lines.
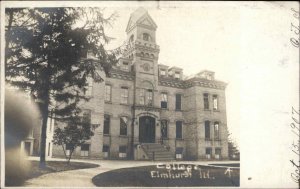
126, 7, 157, 33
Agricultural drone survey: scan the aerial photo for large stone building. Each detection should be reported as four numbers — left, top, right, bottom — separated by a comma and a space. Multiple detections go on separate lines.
52, 8, 229, 161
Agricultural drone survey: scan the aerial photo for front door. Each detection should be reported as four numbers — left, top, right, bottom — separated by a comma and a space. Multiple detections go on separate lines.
139, 116, 155, 143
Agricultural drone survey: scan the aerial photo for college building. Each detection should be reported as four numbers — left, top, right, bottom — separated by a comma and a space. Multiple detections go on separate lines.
51, 8, 229, 161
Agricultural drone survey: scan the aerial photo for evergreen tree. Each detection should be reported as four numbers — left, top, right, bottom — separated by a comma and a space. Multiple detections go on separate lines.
5, 7, 117, 168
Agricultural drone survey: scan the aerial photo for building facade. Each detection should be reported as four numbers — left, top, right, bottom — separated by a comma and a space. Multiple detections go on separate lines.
52, 8, 229, 161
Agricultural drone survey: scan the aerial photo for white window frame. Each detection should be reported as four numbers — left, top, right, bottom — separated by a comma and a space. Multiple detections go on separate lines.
105, 85, 112, 102
213, 95, 218, 110
121, 87, 129, 104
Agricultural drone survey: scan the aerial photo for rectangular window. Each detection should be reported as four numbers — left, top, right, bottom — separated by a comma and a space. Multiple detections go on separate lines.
160, 69, 166, 76
213, 95, 218, 110
175, 147, 183, 159
103, 115, 110, 135
119, 146, 127, 158
66, 143, 72, 156
121, 87, 129, 104
105, 85, 111, 102
161, 93, 168, 108
122, 62, 129, 71
175, 94, 182, 110
215, 148, 221, 159
175, 72, 180, 79
120, 117, 128, 136
82, 109, 91, 124
139, 89, 145, 105
146, 89, 153, 106
84, 77, 93, 96
103, 145, 110, 158
206, 148, 212, 159
204, 93, 209, 110
176, 121, 183, 139
161, 120, 168, 139
205, 121, 210, 139
214, 122, 219, 139
80, 144, 89, 157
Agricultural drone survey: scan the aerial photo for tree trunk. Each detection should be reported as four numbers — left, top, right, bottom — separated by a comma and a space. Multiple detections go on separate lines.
39, 104, 49, 168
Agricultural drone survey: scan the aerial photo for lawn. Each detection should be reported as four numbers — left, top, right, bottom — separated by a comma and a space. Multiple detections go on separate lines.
92, 164, 239, 187
28, 160, 99, 180
6, 160, 99, 186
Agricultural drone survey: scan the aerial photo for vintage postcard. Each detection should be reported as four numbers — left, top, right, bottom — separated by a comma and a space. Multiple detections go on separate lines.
1, 1, 299, 188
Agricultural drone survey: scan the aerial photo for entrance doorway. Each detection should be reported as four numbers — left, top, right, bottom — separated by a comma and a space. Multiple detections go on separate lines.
139, 116, 155, 143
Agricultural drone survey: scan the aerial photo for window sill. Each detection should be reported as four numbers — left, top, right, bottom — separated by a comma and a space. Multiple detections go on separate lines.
204, 109, 210, 111
176, 138, 184, 140
105, 101, 112, 104
205, 138, 212, 141
120, 103, 130, 106
103, 134, 110, 137
161, 107, 169, 110
175, 109, 182, 112
119, 135, 128, 138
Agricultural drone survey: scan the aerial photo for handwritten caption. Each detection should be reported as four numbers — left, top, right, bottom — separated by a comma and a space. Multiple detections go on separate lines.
150, 163, 233, 179
290, 106, 300, 183
290, 8, 299, 48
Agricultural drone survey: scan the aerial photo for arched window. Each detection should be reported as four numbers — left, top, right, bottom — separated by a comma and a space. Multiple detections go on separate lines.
143, 33, 150, 41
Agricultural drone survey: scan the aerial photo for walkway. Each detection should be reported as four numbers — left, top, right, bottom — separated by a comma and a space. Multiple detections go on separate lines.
24, 157, 238, 187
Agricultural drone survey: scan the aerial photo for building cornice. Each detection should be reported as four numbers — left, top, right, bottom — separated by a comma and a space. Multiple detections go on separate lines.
158, 77, 227, 90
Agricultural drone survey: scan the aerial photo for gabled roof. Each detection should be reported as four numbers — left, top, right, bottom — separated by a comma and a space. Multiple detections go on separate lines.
126, 7, 157, 33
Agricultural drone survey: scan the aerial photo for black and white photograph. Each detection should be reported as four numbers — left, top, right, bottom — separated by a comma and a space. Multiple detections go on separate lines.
0, 1, 299, 188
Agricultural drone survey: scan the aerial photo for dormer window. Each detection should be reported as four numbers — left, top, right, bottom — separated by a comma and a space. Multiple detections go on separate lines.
129, 34, 134, 43
160, 69, 166, 76
122, 62, 129, 71
175, 72, 180, 79
143, 33, 150, 41
206, 74, 212, 80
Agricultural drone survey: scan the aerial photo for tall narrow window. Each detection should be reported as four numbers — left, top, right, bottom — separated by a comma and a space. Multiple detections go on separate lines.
103, 145, 110, 158
161, 93, 168, 108
121, 87, 128, 104
176, 121, 183, 139
204, 93, 209, 110
105, 85, 111, 102
66, 143, 72, 156
215, 148, 221, 159
120, 117, 128, 136
161, 120, 168, 139
103, 115, 110, 135
205, 121, 210, 139
206, 148, 212, 159
80, 144, 89, 157
82, 109, 91, 124
214, 122, 219, 139
175, 94, 182, 110
139, 89, 145, 105
119, 146, 127, 158
213, 95, 218, 110
146, 89, 153, 106
84, 77, 93, 96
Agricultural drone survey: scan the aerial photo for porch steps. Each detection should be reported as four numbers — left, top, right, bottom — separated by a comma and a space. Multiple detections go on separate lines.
141, 143, 175, 161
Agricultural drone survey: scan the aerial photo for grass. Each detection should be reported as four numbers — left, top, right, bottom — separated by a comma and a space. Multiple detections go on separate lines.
92, 164, 240, 187
208, 163, 240, 167
27, 160, 99, 180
